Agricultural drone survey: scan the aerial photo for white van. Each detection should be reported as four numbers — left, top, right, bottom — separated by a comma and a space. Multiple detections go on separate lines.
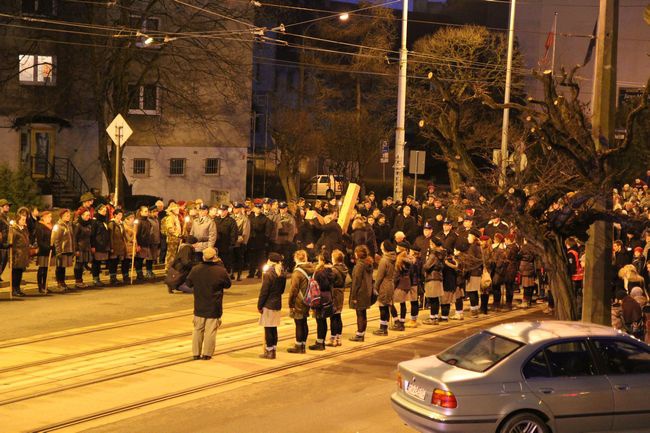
303, 175, 347, 198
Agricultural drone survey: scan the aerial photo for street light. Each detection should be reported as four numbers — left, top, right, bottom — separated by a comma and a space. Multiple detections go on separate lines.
339, 13, 349, 21
498, 0, 517, 190
393, 0, 408, 202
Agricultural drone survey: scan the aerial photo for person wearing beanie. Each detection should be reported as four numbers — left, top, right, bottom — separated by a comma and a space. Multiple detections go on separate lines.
372, 240, 397, 336
632, 246, 646, 276
258, 252, 286, 359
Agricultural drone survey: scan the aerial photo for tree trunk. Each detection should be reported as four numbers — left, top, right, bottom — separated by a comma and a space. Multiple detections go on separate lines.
277, 160, 298, 201
447, 160, 462, 193
542, 236, 578, 320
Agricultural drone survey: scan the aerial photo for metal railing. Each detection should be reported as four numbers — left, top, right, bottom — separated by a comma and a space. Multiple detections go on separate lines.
26, 156, 89, 199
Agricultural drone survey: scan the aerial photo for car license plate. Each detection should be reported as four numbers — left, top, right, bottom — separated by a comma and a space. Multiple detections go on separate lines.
406, 382, 427, 401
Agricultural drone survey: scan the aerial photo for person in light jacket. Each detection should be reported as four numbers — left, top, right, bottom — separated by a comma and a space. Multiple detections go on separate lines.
349, 245, 374, 342
190, 204, 217, 262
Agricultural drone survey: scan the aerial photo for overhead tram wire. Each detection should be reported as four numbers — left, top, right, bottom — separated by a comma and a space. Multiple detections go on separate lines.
0, 11, 534, 77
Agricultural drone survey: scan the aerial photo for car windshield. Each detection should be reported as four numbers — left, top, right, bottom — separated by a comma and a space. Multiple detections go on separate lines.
438, 332, 523, 372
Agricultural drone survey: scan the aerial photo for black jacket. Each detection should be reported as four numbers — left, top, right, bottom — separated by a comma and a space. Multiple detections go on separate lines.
187, 261, 232, 318
136, 217, 153, 247
91, 215, 111, 253
35, 222, 52, 256
216, 215, 238, 250
257, 267, 286, 311
249, 213, 272, 249
392, 214, 419, 243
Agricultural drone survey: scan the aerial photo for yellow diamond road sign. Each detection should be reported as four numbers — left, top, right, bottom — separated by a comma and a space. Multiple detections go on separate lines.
106, 114, 133, 147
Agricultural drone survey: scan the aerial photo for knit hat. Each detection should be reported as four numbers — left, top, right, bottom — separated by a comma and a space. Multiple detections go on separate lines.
382, 240, 396, 252
268, 252, 284, 263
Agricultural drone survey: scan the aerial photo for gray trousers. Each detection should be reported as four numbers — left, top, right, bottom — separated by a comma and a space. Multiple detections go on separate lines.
192, 316, 220, 357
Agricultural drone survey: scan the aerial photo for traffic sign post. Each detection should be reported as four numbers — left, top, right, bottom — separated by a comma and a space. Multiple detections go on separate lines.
106, 114, 133, 207
380, 140, 389, 182
409, 150, 425, 198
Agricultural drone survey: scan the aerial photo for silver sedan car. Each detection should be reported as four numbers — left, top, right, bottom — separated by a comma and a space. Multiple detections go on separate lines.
391, 321, 650, 433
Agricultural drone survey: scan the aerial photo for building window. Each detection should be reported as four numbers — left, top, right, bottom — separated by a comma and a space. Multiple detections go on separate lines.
22, 0, 57, 16
19, 55, 56, 86
129, 15, 160, 47
204, 158, 221, 175
169, 158, 186, 176
132, 158, 150, 177
128, 84, 160, 115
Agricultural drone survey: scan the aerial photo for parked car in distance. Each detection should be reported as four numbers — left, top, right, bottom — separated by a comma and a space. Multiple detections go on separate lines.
303, 174, 347, 199
391, 321, 650, 433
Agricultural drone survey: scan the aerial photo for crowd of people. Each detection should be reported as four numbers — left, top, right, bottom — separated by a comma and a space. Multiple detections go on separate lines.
2, 175, 650, 361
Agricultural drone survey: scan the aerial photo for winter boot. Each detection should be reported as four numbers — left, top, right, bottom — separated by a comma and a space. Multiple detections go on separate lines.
309, 341, 326, 351
348, 334, 365, 342
287, 343, 306, 354
93, 278, 105, 287
390, 320, 405, 331
75, 279, 87, 289
404, 319, 419, 328
422, 317, 439, 325
109, 274, 119, 285
259, 348, 276, 359
325, 337, 337, 347
372, 325, 388, 336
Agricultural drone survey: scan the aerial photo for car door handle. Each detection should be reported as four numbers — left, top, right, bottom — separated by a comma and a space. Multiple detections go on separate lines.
614, 384, 630, 391
538, 387, 555, 394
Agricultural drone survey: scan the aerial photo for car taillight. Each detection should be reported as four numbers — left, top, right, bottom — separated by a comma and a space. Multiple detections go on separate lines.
432, 388, 457, 408
396, 372, 403, 389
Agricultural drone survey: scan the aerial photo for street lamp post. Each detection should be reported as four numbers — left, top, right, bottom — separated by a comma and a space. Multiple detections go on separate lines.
393, 0, 408, 202
499, 0, 517, 190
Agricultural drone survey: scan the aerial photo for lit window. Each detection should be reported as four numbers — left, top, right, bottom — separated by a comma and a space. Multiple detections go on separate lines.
129, 15, 160, 48
132, 158, 149, 177
169, 158, 185, 176
204, 158, 221, 175
19, 55, 56, 85
128, 84, 160, 115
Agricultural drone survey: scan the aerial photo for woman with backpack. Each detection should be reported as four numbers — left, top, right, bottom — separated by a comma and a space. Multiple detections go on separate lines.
326, 249, 348, 347
258, 252, 286, 359
287, 250, 315, 354
308, 253, 335, 351
372, 240, 397, 336
349, 245, 374, 342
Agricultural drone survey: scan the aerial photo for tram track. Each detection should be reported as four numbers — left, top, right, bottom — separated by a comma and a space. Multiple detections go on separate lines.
0, 296, 260, 350
31, 307, 540, 433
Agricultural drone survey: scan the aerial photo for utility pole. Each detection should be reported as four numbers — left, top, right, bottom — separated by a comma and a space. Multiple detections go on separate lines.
583, 0, 618, 325
393, 0, 408, 202
499, 0, 516, 190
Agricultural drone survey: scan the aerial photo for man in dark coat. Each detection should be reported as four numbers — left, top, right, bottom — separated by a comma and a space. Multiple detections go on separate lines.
247, 202, 273, 278
421, 196, 446, 233
215, 204, 238, 275
437, 218, 458, 254
135, 206, 153, 282
392, 205, 419, 244
381, 196, 397, 227
314, 212, 344, 255
186, 247, 231, 360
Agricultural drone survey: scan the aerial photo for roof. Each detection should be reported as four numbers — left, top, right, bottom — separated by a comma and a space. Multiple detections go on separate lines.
488, 321, 620, 345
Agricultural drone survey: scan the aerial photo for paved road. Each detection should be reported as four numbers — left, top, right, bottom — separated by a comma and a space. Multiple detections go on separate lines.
0, 277, 261, 340
85, 309, 546, 433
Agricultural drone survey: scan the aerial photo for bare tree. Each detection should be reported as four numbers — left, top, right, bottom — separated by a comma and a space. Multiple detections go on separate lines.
409, 25, 524, 191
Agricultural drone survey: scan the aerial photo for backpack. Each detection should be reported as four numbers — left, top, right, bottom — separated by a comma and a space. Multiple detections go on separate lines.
296, 267, 322, 308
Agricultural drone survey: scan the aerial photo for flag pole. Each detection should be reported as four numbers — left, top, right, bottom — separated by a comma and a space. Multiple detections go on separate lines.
550, 12, 558, 75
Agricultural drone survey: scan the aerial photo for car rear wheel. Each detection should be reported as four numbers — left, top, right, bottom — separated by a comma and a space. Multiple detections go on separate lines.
499, 412, 550, 433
